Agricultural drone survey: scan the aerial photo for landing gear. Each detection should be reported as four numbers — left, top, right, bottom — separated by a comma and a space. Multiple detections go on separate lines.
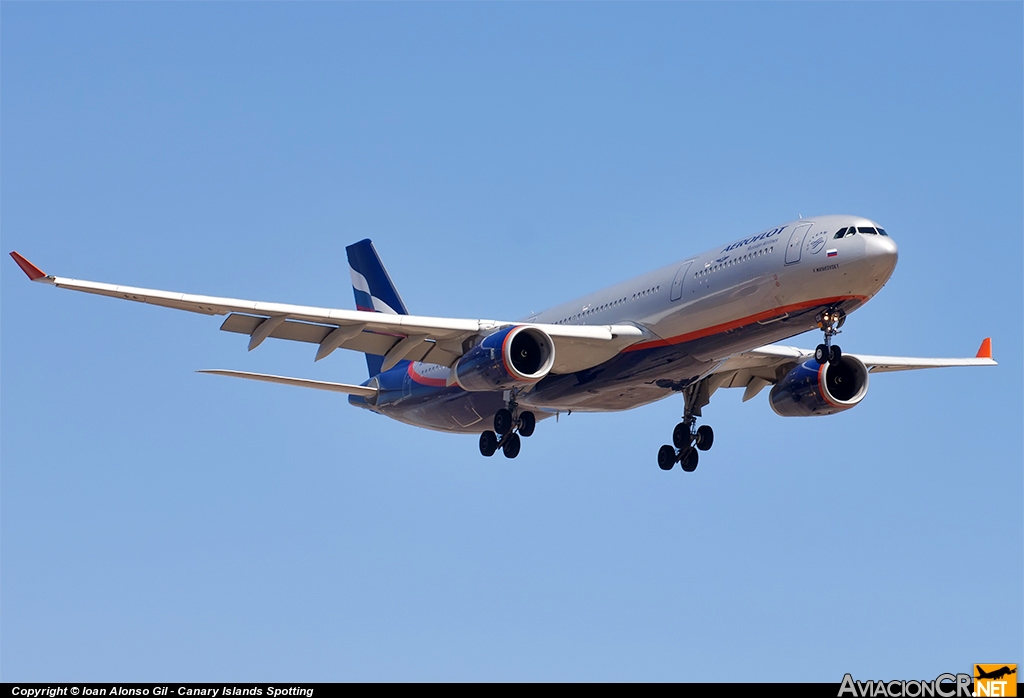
695, 424, 714, 451
480, 392, 537, 459
494, 408, 513, 435
518, 411, 536, 438
657, 377, 714, 472
680, 448, 699, 472
502, 432, 521, 459
814, 306, 846, 365
479, 431, 498, 457
658, 445, 676, 471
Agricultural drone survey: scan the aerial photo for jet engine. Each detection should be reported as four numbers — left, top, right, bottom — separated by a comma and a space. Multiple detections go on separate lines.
454, 325, 556, 392
769, 355, 870, 417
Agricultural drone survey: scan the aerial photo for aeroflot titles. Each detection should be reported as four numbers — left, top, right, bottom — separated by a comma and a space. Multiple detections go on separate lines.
721, 226, 787, 252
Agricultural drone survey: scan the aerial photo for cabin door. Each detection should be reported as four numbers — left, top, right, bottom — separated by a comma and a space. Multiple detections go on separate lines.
785, 224, 812, 265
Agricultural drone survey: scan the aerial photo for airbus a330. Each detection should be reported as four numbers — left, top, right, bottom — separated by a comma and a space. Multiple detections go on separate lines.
10, 214, 996, 471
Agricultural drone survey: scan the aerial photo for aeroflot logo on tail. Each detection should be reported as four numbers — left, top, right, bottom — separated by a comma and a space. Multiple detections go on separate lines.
721, 226, 786, 252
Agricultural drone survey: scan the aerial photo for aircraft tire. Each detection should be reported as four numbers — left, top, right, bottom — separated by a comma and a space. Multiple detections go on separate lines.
829, 345, 842, 363
494, 408, 513, 435
695, 425, 714, 451
479, 431, 498, 457
672, 423, 690, 449
680, 448, 699, 472
502, 432, 521, 459
814, 344, 829, 365
519, 411, 536, 437
658, 445, 676, 470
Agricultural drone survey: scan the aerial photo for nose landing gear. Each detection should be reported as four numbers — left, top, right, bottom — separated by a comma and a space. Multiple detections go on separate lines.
814, 306, 846, 365
479, 392, 537, 459
657, 378, 714, 472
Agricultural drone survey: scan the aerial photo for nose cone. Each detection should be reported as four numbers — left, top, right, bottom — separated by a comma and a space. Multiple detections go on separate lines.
864, 233, 898, 281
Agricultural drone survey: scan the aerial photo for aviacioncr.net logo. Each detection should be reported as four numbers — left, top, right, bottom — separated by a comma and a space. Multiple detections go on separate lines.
838, 673, 973, 698
974, 665, 1017, 697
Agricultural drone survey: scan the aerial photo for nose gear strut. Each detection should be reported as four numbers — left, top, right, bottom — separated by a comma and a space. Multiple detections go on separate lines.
814, 306, 846, 364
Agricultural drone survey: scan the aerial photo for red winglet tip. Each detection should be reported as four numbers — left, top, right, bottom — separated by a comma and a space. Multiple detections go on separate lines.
9, 251, 47, 281
976, 337, 992, 359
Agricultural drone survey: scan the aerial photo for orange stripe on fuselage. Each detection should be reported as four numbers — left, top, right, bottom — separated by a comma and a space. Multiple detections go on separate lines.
622, 295, 868, 352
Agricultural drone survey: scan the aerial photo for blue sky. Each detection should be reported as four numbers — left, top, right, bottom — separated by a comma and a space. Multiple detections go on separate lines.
2, 2, 1021, 682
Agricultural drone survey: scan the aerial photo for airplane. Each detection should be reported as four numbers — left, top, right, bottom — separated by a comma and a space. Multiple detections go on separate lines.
975, 666, 1017, 681
9, 214, 997, 471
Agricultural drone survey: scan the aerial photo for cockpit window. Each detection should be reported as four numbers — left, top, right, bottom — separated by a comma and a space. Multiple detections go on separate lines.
858, 226, 878, 235
833, 227, 848, 239
877, 228, 888, 237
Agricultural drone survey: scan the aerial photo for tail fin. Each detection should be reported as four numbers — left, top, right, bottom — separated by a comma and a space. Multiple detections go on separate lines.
345, 239, 409, 377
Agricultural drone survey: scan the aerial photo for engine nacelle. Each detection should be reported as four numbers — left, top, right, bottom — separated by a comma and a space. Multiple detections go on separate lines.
769, 355, 870, 417
454, 325, 556, 392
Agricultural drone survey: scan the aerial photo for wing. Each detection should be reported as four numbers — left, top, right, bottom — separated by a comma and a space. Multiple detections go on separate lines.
10, 252, 645, 374
196, 370, 378, 397
708, 338, 997, 402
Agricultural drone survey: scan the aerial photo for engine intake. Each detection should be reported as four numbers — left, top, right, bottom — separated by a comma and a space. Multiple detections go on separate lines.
454, 326, 556, 392
769, 355, 870, 417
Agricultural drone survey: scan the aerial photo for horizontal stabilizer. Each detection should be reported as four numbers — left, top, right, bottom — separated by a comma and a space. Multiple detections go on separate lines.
197, 369, 377, 397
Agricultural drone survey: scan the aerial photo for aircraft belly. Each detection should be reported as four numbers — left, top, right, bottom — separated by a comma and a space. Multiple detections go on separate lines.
377, 389, 510, 434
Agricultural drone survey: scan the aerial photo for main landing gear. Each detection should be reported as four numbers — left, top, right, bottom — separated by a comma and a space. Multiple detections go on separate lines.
814, 306, 846, 365
657, 378, 714, 472
479, 393, 536, 459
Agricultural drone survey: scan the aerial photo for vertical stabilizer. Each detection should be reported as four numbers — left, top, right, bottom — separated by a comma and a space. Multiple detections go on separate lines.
345, 239, 409, 377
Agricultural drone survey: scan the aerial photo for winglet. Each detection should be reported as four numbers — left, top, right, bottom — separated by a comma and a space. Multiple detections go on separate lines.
9, 251, 48, 281
976, 337, 992, 359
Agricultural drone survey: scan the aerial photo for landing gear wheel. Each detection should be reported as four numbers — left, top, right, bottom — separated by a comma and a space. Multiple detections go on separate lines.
479, 431, 498, 457
518, 411, 536, 437
658, 445, 676, 471
815, 344, 829, 365
695, 425, 714, 451
672, 422, 690, 449
494, 408, 513, 435
680, 448, 699, 472
829, 345, 842, 363
502, 432, 521, 459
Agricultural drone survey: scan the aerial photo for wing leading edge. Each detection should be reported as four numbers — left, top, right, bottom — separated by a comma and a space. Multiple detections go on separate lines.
9, 252, 645, 375
711, 339, 997, 402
